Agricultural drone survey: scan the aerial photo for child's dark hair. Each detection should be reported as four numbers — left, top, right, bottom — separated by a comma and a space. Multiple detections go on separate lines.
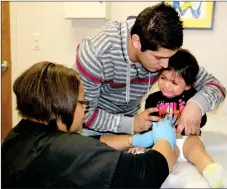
163, 48, 199, 85
131, 2, 183, 52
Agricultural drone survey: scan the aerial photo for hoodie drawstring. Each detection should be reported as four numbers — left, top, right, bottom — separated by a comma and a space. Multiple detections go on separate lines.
126, 68, 151, 105
146, 72, 151, 100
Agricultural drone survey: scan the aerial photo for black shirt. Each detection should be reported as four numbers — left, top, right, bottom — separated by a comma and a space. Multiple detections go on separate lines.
2, 119, 169, 188
145, 88, 207, 135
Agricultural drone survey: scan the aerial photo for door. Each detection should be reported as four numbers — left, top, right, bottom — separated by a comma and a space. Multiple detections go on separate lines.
1, 2, 12, 140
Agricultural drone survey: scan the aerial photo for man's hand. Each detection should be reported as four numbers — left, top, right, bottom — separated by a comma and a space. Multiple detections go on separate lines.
133, 107, 161, 133
176, 101, 202, 136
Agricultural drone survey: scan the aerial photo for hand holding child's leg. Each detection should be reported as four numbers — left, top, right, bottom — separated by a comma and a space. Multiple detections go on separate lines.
128, 147, 147, 154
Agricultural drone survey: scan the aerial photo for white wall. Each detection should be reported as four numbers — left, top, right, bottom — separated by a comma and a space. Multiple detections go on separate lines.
10, 2, 227, 126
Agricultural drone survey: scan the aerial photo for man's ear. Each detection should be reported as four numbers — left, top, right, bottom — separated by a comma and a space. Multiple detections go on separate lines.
131, 34, 141, 50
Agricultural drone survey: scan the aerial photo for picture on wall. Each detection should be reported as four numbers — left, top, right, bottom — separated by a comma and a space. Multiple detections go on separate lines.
165, 1, 215, 29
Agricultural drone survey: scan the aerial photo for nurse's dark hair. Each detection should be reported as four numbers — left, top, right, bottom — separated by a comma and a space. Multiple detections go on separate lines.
163, 48, 199, 85
13, 61, 80, 130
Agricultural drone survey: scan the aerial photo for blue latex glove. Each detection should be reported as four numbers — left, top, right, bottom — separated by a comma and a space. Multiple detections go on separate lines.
152, 119, 176, 149
132, 130, 154, 148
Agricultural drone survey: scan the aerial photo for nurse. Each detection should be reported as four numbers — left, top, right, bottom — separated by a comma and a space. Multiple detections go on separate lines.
2, 61, 178, 188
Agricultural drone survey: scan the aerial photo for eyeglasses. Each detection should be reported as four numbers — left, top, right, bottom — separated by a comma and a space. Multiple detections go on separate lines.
78, 100, 89, 106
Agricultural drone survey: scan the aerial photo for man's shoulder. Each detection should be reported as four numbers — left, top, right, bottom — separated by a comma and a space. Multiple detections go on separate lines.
81, 29, 110, 54
83, 18, 135, 55
102, 18, 135, 32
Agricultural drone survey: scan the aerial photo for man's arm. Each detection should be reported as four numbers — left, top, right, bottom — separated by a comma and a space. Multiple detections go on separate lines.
177, 67, 226, 135
189, 66, 226, 115
73, 38, 124, 133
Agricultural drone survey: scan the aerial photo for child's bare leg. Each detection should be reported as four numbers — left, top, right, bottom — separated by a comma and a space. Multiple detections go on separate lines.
183, 136, 213, 173
183, 136, 224, 188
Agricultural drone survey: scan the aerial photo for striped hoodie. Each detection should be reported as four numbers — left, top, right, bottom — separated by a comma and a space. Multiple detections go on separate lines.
73, 18, 226, 134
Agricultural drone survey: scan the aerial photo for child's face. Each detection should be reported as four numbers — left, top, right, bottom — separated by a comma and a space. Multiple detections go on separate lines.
158, 70, 191, 98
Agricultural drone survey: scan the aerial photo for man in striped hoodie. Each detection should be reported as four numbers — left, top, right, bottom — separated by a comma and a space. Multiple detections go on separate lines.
73, 3, 226, 136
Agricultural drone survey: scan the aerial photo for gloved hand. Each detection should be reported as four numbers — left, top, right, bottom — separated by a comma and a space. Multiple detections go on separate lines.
152, 119, 176, 149
132, 130, 154, 148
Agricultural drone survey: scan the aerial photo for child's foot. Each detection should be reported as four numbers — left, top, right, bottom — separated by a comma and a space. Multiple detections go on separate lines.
203, 162, 224, 188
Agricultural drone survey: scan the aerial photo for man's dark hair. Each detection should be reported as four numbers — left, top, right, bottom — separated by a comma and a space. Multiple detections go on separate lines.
164, 48, 199, 85
131, 3, 183, 52
13, 61, 80, 130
